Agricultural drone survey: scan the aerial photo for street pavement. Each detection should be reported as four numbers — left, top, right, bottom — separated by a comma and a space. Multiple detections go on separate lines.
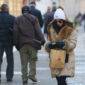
1, 26, 85, 85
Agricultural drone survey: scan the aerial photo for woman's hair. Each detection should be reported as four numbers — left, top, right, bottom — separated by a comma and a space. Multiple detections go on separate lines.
53, 20, 65, 33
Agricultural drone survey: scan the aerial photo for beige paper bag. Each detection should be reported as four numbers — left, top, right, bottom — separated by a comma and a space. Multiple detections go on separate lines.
50, 49, 66, 69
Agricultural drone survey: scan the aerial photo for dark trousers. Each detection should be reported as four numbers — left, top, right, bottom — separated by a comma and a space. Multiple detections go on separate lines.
56, 76, 67, 85
0, 43, 14, 79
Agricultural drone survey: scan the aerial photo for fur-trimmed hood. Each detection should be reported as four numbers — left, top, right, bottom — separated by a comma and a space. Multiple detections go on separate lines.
47, 19, 76, 42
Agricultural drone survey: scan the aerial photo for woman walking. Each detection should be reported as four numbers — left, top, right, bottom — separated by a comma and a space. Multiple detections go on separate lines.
45, 7, 77, 85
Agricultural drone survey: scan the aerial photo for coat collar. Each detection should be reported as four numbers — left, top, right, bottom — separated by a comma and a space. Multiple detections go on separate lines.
0, 11, 9, 14
48, 19, 75, 41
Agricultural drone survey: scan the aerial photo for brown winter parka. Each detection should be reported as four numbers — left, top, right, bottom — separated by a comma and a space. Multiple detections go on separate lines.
13, 14, 45, 50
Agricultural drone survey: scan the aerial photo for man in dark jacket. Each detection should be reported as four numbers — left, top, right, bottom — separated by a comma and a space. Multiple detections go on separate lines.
0, 4, 15, 82
82, 13, 85, 32
30, 1, 43, 28
44, 6, 56, 34
13, 6, 45, 84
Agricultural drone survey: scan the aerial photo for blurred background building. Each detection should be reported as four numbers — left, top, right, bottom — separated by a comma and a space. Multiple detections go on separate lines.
9, 0, 22, 16
0, 0, 85, 20
35, 0, 85, 21
58, 0, 85, 20
23, 0, 85, 21
0, 0, 23, 16
79, 0, 85, 14
0, 0, 3, 5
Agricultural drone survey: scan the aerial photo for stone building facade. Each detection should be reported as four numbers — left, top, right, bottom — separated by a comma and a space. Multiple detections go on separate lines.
0, 0, 22, 16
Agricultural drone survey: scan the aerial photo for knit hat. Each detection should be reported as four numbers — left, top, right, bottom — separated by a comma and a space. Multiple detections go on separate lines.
54, 8, 66, 20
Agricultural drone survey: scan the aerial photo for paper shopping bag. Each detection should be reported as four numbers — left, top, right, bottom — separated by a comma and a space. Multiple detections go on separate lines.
50, 49, 66, 69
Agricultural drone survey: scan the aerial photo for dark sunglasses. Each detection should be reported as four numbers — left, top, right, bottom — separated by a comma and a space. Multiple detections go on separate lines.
56, 20, 64, 23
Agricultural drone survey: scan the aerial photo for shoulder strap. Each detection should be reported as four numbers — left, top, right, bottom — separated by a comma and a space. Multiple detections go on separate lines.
23, 14, 34, 26
23, 14, 37, 34
23, 14, 41, 44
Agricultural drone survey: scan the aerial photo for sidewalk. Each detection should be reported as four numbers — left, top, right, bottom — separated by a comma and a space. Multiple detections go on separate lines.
1, 26, 85, 85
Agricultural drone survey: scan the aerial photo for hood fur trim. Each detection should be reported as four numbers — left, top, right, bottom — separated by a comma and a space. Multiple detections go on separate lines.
47, 19, 75, 41
57, 25, 73, 41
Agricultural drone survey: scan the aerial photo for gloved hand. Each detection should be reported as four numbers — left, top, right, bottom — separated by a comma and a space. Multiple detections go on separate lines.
46, 43, 55, 49
46, 40, 65, 50
55, 40, 65, 49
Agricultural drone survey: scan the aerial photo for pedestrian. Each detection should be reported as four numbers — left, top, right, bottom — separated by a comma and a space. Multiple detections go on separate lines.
45, 7, 77, 85
74, 16, 79, 27
13, 6, 45, 84
30, 1, 43, 28
0, 4, 15, 82
82, 13, 85, 32
74, 12, 82, 27
43, 6, 51, 20
44, 6, 56, 34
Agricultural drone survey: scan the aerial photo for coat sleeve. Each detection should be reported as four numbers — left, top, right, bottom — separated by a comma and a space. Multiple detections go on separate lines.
13, 18, 19, 44
34, 17, 45, 43
38, 11, 43, 28
64, 29, 77, 52
44, 14, 50, 33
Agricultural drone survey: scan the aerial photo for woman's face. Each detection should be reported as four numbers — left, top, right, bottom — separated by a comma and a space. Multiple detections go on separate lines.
56, 19, 64, 27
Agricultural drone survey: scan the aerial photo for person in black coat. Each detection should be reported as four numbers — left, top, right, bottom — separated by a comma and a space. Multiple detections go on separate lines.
30, 1, 43, 28
44, 6, 56, 34
0, 4, 15, 82
82, 13, 85, 32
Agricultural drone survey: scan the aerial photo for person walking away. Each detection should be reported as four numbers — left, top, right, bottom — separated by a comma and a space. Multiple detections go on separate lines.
82, 13, 85, 32
43, 6, 51, 21
0, 4, 15, 82
44, 6, 56, 35
13, 6, 45, 84
30, 1, 43, 28
45, 7, 77, 85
